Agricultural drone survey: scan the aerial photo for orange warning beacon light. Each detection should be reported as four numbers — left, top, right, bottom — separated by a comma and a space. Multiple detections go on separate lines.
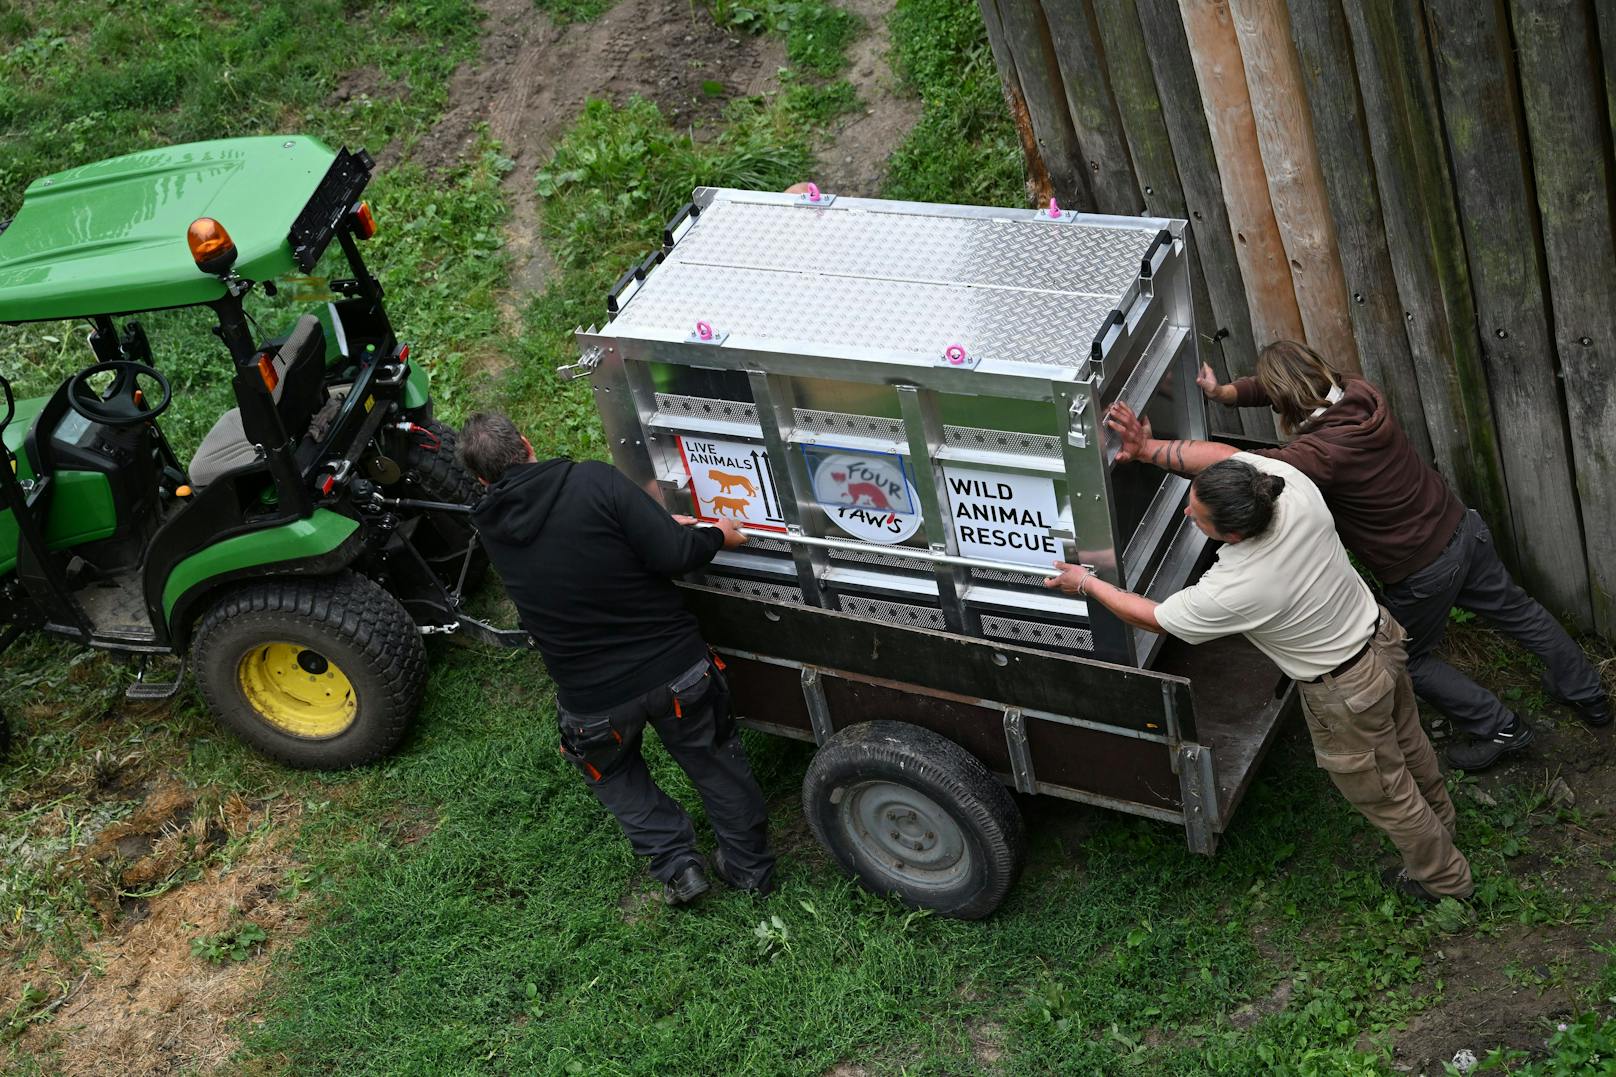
352, 200, 377, 239
187, 217, 237, 276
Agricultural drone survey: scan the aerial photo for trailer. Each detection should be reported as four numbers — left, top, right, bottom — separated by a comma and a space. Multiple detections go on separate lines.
567, 188, 1299, 918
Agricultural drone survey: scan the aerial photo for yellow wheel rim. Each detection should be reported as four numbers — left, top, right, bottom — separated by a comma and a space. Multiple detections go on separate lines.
236, 642, 358, 738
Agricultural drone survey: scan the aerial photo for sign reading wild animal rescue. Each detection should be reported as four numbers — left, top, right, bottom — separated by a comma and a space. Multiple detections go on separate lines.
678, 435, 787, 532
942, 467, 1062, 567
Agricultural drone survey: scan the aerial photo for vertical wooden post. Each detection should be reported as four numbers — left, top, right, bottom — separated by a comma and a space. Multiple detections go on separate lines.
1090, 0, 1243, 434
994, 0, 1096, 210
1176, 0, 1305, 351
1425, 0, 1590, 626
1134, 0, 1273, 438
1040, 0, 1143, 215
1512, 0, 1616, 634
1227, 0, 1359, 372
1286, 0, 1430, 460
1597, 3, 1616, 151
978, 0, 1055, 205
1341, 1, 1510, 545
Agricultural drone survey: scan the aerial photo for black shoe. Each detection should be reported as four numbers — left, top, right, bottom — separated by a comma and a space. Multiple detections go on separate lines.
662, 860, 711, 906
1444, 712, 1535, 771
1540, 672, 1612, 727
712, 847, 777, 897
1380, 864, 1470, 904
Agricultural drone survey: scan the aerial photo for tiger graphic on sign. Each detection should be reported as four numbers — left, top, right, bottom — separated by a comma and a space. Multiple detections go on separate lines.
708, 469, 758, 496
702, 495, 751, 518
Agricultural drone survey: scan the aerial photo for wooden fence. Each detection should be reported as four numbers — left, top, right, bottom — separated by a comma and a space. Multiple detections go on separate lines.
979, 0, 1616, 635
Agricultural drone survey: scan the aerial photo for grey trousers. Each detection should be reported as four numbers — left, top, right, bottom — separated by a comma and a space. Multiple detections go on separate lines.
557, 657, 775, 889
1382, 509, 1602, 738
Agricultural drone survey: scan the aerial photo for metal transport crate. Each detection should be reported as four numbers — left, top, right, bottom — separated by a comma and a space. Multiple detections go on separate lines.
568, 189, 1298, 917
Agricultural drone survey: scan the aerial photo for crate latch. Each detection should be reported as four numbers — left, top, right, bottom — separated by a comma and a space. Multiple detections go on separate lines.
558, 345, 604, 382
1066, 394, 1091, 449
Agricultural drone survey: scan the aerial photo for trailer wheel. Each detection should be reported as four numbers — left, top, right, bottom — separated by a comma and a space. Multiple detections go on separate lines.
399, 419, 487, 593
191, 572, 427, 769
802, 720, 1025, 919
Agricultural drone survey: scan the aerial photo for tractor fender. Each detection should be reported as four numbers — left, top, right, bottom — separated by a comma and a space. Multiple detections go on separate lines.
159, 509, 364, 646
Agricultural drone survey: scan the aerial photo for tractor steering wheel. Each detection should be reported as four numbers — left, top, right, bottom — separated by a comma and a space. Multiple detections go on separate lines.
66, 361, 172, 427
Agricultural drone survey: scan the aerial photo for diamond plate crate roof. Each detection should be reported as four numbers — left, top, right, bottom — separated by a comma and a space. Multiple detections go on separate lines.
605, 190, 1173, 372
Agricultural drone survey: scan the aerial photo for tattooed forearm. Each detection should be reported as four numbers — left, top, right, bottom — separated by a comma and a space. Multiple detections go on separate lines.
1143, 440, 1193, 474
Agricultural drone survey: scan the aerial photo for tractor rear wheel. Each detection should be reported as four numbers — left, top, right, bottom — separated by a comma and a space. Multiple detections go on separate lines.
191, 572, 427, 769
398, 419, 487, 593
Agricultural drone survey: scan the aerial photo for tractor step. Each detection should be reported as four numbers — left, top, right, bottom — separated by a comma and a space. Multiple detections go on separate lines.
126, 655, 188, 701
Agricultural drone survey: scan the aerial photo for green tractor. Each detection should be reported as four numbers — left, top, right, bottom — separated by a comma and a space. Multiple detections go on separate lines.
0, 136, 519, 768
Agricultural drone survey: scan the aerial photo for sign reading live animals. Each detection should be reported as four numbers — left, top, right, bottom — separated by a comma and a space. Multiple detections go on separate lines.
943, 467, 1062, 568
678, 436, 786, 532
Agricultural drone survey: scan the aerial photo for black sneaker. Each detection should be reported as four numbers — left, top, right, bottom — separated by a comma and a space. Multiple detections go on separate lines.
1444, 712, 1535, 771
662, 860, 711, 906
1540, 672, 1612, 727
713, 847, 777, 897
1380, 864, 1470, 904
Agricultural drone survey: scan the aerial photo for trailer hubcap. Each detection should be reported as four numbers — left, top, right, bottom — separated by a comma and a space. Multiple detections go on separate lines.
841, 781, 969, 889
237, 643, 357, 738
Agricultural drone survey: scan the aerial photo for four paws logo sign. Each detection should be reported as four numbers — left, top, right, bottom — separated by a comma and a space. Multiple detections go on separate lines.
806, 449, 920, 545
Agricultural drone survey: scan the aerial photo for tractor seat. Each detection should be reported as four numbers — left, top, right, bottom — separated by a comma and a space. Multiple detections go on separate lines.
189, 315, 327, 488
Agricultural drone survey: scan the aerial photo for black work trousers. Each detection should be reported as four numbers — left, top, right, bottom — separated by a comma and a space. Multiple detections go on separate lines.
556, 657, 775, 889
1382, 509, 1602, 738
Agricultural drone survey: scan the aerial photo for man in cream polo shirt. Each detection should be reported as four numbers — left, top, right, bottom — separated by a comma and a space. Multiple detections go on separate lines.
1046, 453, 1473, 902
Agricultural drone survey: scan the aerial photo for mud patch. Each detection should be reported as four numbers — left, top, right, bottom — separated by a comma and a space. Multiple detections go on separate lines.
809, 0, 920, 198
1389, 924, 1604, 1073
416, 0, 786, 335
6, 794, 310, 1077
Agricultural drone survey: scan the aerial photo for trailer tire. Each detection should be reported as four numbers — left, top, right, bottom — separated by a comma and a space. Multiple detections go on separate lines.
399, 419, 488, 593
802, 720, 1025, 919
191, 572, 427, 769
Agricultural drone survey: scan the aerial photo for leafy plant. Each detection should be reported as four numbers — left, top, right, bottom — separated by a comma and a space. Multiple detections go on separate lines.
191, 920, 269, 963
752, 913, 791, 960
701, 0, 861, 76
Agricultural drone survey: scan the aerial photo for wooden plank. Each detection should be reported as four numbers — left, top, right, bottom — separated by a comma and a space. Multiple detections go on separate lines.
1340, 1, 1512, 549
993, 0, 1096, 210
1227, 0, 1359, 372
1090, 0, 1243, 433
1133, 0, 1274, 438
1286, 0, 1430, 460
1039, 0, 1143, 215
1597, 2, 1616, 151
682, 585, 1196, 739
977, 0, 1055, 205
1175, 1, 1306, 351
1424, 0, 1590, 626
1512, 0, 1616, 634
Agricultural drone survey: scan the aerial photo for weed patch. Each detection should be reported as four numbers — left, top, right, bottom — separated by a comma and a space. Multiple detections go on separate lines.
883, 0, 1025, 204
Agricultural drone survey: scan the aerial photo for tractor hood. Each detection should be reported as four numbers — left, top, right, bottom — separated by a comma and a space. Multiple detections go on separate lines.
0, 136, 339, 323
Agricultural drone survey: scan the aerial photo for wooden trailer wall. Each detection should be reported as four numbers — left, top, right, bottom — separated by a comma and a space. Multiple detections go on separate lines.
979, 0, 1616, 636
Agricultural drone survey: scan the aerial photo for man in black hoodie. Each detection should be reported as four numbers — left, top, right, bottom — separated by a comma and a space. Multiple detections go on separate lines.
460, 412, 776, 904
1106, 340, 1608, 773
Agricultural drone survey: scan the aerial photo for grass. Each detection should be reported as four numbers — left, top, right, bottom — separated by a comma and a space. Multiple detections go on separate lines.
3, 0, 1615, 1073
882, 0, 1025, 205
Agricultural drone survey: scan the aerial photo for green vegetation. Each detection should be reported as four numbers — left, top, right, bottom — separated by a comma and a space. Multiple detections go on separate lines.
704, 0, 863, 76
884, 0, 1025, 205
3, 0, 1613, 1073
191, 920, 268, 963
533, 0, 617, 22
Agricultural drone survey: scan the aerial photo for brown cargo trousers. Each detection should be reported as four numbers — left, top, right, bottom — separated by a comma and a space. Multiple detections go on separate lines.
1298, 609, 1474, 898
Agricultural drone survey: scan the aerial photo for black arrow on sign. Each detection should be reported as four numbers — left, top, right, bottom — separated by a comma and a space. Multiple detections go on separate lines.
750, 449, 776, 518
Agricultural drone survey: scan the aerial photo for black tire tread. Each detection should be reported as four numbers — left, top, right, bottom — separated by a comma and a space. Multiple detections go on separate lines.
399, 419, 488, 592
802, 720, 1025, 919
190, 571, 427, 769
